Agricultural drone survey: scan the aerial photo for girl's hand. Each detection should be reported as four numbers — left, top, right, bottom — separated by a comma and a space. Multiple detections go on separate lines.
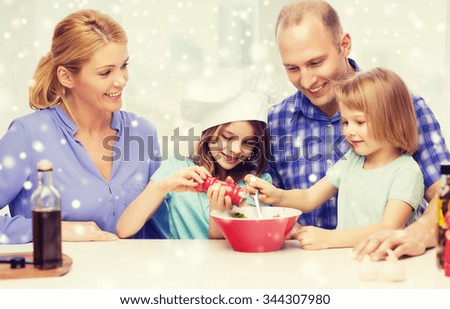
207, 183, 233, 213
244, 175, 282, 205
62, 221, 118, 241
156, 165, 211, 194
287, 223, 301, 239
295, 225, 331, 250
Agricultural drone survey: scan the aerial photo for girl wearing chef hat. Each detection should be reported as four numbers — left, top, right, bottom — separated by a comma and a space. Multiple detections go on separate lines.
117, 69, 277, 239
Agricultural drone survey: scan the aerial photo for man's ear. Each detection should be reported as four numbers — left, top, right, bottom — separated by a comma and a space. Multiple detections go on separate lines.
340, 33, 352, 57
57, 66, 74, 88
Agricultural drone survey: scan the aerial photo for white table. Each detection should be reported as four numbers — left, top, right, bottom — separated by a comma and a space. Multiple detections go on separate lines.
0, 239, 449, 289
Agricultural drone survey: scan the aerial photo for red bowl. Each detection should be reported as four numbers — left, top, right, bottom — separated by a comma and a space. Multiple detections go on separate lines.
211, 206, 302, 253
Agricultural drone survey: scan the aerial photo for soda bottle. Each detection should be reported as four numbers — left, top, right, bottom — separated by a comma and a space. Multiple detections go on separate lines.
437, 164, 450, 276
194, 176, 248, 206
31, 160, 62, 270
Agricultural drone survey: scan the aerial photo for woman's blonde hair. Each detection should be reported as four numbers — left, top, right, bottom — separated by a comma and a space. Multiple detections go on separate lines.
334, 67, 418, 155
29, 9, 127, 110
190, 121, 270, 183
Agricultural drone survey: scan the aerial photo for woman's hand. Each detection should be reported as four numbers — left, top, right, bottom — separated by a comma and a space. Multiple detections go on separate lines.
62, 221, 118, 241
244, 175, 282, 205
156, 165, 211, 194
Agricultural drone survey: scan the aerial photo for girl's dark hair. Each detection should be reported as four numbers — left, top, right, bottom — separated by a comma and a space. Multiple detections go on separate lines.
190, 120, 270, 183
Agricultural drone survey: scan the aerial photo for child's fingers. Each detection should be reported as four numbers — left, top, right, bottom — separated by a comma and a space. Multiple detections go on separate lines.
225, 176, 235, 184
207, 184, 221, 201
218, 186, 227, 205
245, 175, 258, 185
244, 175, 260, 194
224, 196, 233, 211
183, 166, 207, 185
257, 193, 269, 202
195, 166, 211, 178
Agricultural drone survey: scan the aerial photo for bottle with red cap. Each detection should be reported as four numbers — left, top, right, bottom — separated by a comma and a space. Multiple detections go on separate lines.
437, 164, 450, 276
194, 176, 248, 206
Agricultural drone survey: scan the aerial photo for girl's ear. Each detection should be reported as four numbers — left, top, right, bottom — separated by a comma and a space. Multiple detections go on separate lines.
57, 66, 74, 88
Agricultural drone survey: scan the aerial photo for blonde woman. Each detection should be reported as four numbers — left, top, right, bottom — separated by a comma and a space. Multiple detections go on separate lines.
246, 67, 424, 250
0, 10, 165, 243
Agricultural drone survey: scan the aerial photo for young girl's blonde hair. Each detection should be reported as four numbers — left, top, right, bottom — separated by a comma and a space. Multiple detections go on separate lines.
29, 10, 127, 111
334, 67, 418, 155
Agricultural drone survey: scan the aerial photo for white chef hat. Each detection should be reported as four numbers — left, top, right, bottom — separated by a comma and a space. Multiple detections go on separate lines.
180, 68, 278, 131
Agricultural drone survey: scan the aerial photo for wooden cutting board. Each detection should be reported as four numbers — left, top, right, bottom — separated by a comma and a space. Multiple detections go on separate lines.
0, 252, 72, 279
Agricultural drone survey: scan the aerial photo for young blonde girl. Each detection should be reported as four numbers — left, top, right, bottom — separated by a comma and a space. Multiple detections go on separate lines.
246, 67, 424, 249
117, 70, 275, 239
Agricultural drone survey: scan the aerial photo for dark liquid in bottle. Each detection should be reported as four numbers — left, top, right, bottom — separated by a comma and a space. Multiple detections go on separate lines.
32, 209, 62, 269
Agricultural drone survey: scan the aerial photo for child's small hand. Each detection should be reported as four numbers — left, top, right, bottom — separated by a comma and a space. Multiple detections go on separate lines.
295, 225, 330, 250
287, 223, 301, 239
207, 183, 233, 212
157, 165, 211, 193
244, 175, 282, 205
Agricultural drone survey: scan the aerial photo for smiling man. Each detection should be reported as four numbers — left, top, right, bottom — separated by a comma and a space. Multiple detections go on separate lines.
268, 0, 450, 257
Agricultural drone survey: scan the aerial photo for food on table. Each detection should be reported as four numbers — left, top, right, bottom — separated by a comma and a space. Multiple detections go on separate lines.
358, 255, 378, 281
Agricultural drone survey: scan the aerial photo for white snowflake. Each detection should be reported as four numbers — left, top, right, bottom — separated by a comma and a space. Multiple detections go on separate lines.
71, 200, 81, 209
32, 141, 45, 153
2, 155, 15, 169
23, 181, 32, 190
308, 174, 318, 183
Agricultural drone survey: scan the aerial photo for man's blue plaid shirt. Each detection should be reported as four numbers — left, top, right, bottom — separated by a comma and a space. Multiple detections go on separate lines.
268, 59, 450, 229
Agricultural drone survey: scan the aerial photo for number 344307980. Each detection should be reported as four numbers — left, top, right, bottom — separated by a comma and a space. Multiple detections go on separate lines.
262, 294, 331, 305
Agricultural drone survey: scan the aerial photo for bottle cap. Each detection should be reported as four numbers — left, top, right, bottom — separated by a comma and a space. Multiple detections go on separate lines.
37, 160, 53, 171
441, 164, 450, 174
10, 256, 26, 269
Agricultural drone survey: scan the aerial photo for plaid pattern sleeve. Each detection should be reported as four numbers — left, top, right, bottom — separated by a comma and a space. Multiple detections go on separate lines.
412, 95, 450, 190
268, 92, 348, 229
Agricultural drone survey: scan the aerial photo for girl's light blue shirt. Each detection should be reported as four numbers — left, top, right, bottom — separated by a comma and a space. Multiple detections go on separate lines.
0, 106, 168, 244
326, 150, 424, 228
151, 157, 272, 239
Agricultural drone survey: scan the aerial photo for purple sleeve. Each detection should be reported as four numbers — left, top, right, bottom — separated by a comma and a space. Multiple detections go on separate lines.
0, 119, 33, 243
147, 121, 161, 179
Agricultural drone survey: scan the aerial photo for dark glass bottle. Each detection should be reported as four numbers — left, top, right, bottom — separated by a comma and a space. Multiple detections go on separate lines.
31, 160, 62, 270
437, 164, 450, 276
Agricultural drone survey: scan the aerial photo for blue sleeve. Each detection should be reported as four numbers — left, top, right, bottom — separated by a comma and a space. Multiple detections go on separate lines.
412, 95, 450, 189
0, 119, 33, 243
268, 160, 283, 189
146, 120, 162, 179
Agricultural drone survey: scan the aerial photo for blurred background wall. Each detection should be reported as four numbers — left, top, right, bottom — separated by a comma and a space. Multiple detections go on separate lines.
1, 0, 449, 158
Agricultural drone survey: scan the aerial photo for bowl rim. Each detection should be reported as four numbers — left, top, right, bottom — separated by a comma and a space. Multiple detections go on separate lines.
210, 206, 302, 221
